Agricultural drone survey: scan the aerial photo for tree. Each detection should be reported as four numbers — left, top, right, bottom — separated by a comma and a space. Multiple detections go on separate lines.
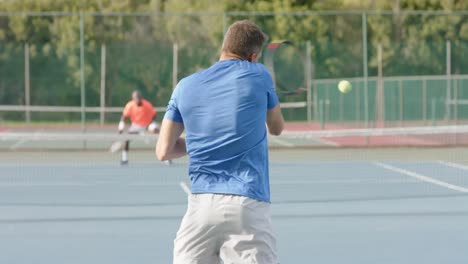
1, 0, 468, 122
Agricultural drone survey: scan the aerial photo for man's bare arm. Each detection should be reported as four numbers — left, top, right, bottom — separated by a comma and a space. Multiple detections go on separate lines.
156, 118, 186, 160
266, 104, 284, 136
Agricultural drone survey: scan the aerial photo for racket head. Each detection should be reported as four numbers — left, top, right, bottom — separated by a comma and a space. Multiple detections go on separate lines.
109, 141, 123, 153
263, 40, 306, 96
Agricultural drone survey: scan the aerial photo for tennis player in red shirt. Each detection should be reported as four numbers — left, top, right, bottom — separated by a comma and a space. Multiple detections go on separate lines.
118, 90, 164, 165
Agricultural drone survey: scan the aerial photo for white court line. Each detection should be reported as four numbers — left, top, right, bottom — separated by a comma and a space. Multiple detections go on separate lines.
271, 135, 339, 147
0, 182, 90, 187
437, 160, 468, 172
179, 181, 191, 195
0, 182, 188, 187
374, 162, 468, 193
0, 179, 418, 188
270, 179, 420, 185
269, 137, 295, 147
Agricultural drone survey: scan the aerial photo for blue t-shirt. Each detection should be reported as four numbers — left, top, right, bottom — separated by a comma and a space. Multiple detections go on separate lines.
164, 59, 279, 203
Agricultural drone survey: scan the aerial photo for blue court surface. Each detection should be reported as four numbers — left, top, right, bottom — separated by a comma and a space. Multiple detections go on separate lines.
0, 149, 467, 264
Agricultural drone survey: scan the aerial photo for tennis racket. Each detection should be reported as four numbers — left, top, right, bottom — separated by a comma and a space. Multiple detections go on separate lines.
263, 40, 307, 96
109, 140, 123, 153
109, 131, 153, 153
109, 130, 125, 153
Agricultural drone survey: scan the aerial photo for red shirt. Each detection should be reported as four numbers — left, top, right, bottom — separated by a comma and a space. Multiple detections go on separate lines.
123, 99, 156, 127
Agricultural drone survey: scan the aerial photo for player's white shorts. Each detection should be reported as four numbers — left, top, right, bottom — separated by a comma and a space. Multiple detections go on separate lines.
173, 193, 278, 264
128, 122, 159, 134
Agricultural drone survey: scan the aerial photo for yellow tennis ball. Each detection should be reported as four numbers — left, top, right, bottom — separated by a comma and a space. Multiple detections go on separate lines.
338, 80, 352, 94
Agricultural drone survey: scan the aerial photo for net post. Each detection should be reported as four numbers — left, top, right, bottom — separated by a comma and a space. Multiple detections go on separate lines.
24, 42, 30, 124
431, 97, 437, 126
445, 40, 451, 122
172, 43, 178, 89
305, 40, 312, 123
100, 43, 106, 126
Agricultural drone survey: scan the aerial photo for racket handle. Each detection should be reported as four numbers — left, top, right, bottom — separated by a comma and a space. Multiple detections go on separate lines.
118, 121, 125, 132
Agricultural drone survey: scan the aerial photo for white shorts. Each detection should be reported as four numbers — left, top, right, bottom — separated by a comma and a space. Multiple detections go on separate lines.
128, 122, 159, 134
173, 193, 278, 264
128, 124, 146, 134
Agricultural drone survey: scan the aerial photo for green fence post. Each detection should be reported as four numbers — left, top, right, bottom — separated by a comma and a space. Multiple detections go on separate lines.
422, 78, 427, 124
24, 43, 30, 124
445, 40, 451, 122
319, 99, 325, 130
362, 12, 369, 129
306, 41, 312, 123
398, 80, 403, 126
431, 98, 437, 126
80, 12, 86, 149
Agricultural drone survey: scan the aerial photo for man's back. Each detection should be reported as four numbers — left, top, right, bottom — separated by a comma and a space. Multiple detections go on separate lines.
157, 20, 282, 264
166, 59, 278, 202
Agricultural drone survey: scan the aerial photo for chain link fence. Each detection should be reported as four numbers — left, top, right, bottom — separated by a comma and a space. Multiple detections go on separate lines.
1, 11, 468, 128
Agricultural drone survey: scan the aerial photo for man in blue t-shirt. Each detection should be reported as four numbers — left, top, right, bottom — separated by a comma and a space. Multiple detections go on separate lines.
156, 20, 284, 264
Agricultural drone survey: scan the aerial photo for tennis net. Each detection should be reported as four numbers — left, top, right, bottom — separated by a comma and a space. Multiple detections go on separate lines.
1, 124, 468, 151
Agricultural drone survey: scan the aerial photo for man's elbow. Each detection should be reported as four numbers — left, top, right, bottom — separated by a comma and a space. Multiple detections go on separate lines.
156, 151, 169, 161
155, 145, 169, 161
269, 126, 284, 136
269, 130, 283, 136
